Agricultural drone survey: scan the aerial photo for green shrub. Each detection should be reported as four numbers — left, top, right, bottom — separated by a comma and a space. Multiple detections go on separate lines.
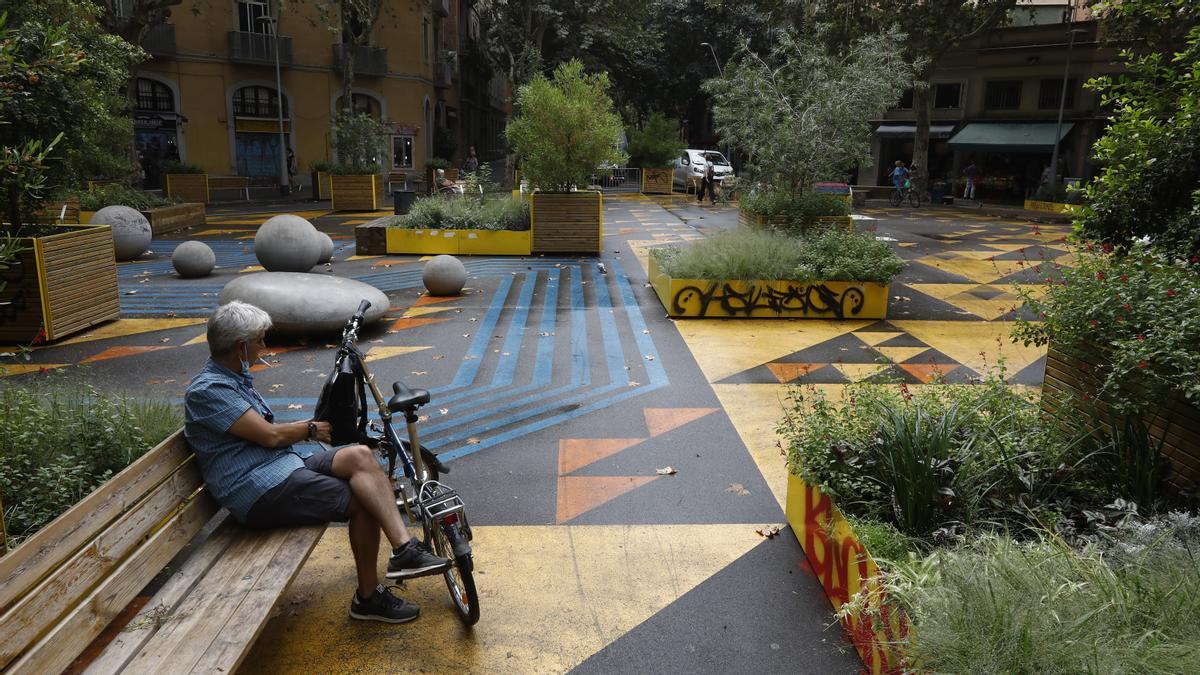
626, 112, 684, 168
845, 515, 922, 566
74, 183, 174, 210
331, 111, 389, 174
424, 157, 453, 171
862, 525, 1200, 674
310, 160, 335, 172
393, 194, 529, 231
159, 160, 204, 174
739, 189, 851, 225
0, 384, 181, 546
651, 227, 903, 284
505, 59, 625, 191
1014, 243, 1200, 412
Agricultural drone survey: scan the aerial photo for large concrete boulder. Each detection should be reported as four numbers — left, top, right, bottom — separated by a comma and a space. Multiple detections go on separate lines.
254, 214, 322, 272
90, 205, 151, 261
218, 272, 389, 334
422, 254, 467, 296
317, 231, 335, 264
171, 240, 216, 278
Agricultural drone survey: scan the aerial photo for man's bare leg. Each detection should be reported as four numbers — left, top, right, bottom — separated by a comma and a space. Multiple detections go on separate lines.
345, 497, 382, 598
331, 444, 410, 548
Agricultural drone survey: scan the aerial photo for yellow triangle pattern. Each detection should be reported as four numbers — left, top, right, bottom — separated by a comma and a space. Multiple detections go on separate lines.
876, 346, 930, 364
363, 345, 433, 363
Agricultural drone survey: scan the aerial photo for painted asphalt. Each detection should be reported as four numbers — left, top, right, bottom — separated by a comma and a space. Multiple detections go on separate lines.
1, 195, 1065, 673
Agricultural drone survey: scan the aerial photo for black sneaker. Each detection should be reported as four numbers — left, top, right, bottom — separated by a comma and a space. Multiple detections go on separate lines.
349, 585, 419, 623
386, 539, 452, 579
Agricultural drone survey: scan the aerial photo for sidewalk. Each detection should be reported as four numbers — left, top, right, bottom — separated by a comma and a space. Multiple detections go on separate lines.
863, 197, 1074, 224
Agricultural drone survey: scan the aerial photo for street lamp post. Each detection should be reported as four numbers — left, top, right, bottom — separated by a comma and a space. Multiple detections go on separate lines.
258, 14, 289, 196
699, 42, 723, 77
1049, 21, 1088, 193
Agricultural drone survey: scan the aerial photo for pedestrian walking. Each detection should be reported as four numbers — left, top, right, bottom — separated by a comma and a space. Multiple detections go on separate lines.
463, 146, 479, 174
697, 160, 716, 205
962, 162, 981, 200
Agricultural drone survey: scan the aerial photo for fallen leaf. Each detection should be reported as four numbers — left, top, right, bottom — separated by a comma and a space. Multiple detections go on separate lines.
462, 334, 471, 338
432, 355, 445, 360
268, 384, 283, 391
411, 370, 427, 376
629, 381, 640, 386
159, 337, 171, 343
756, 525, 781, 539
287, 403, 303, 410
727, 483, 751, 496
124, 290, 137, 295
644, 355, 656, 361
656, 466, 677, 476
439, 408, 449, 415
466, 437, 481, 445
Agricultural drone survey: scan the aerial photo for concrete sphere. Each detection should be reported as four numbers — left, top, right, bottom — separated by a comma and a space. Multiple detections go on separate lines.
254, 214, 322, 272
91, 205, 151, 261
317, 232, 335, 264
171, 240, 216, 278
422, 254, 467, 296
219, 272, 390, 334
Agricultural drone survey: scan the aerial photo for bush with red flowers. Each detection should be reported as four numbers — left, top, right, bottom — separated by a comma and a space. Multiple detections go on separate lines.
1014, 243, 1200, 412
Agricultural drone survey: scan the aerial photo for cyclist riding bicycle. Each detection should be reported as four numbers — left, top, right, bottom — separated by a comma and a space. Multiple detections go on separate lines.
889, 160, 910, 192
183, 301, 451, 625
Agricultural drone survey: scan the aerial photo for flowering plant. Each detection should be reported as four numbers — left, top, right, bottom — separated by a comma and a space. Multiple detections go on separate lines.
1013, 243, 1200, 412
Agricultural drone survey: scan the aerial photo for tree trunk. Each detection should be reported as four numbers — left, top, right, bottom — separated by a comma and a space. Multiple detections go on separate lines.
911, 69, 933, 198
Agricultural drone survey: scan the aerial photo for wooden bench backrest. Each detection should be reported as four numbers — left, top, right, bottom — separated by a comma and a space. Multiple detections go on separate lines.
0, 430, 217, 673
208, 176, 250, 189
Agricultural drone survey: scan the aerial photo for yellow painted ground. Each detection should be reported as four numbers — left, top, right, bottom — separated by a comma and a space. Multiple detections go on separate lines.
242, 523, 774, 674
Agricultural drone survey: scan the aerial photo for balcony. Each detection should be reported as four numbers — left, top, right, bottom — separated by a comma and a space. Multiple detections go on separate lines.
143, 23, 176, 56
434, 51, 456, 88
332, 44, 388, 77
227, 31, 293, 66
433, 0, 450, 18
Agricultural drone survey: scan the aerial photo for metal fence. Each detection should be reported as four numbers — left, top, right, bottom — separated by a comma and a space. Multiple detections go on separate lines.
589, 167, 641, 193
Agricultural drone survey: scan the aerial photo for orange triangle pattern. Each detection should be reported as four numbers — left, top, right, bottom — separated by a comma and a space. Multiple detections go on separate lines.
899, 363, 957, 384
643, 407, 718, 438
80, 345, 173, 364
556, 475, 659, 523
412, 294, 462, 308
250, 345, 307, 371
557, 438, 644, 475
389, 316, 452, 331
765, 363, 821, 383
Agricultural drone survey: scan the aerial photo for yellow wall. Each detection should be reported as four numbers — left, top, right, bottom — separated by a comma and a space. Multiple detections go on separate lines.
140, 0, 461, 182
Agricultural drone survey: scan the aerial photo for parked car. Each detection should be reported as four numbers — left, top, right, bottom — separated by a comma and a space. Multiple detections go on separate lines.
673, 149, 735, 189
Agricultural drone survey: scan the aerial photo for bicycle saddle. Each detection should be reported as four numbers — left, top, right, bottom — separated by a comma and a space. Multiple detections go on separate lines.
388, 381, 430, 413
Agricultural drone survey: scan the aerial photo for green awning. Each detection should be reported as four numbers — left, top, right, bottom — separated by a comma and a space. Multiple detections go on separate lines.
947, 122, 1074, 153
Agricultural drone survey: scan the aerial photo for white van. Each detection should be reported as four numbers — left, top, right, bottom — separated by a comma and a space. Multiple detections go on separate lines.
673, 149, 734, 189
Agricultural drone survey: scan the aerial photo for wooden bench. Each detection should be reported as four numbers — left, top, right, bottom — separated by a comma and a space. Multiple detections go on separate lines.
0, 430, 327, 674
386, 171, 408, 194
207, 176, 251, 201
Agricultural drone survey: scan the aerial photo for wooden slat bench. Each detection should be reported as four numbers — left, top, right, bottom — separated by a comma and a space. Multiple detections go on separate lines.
207, 176, 251, 201
0, 430, 327, 674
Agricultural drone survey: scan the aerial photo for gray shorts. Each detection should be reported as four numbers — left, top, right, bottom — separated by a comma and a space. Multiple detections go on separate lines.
243, 448, 352, 528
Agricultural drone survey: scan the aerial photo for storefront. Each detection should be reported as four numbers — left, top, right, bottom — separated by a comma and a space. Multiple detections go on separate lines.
232, 85, 291, 178
873, 124, 957, 186
134, 78, 181, 190
947, 122, 1074, 203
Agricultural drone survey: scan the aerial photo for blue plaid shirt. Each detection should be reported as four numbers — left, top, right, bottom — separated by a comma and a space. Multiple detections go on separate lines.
184, 359, 312, 522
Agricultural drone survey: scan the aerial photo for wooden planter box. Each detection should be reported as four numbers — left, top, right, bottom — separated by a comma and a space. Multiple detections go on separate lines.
641, 167, 673, 195
737, 208, 853, 231
530, 191, 602, 255
1041, 343, 1200, 490
1023, 199, 1077, 215
330, 174, 380, 211
648, 255, 889, 319
141, 203, 206, 235
0, 224, 119, 342
785, 473, 909, 673
386, 227, 531, 256
311, 171, 333, 201
164, 174, 209, 204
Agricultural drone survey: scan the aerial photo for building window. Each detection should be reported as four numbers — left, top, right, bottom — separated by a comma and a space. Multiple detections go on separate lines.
896, 89, 914, 109
233, 85, 287, 118
136, 78, 174, 112
338, 93, 380, 118
1039, 78, 1076, 109
238, 0, 271, 34
393, 135, 414, 169
933, 83, 961, 109
985, 80, 1023, 110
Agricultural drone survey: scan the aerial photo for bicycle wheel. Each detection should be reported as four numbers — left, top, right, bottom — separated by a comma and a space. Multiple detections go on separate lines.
909, 190, 921, 208
890, 189, 902, 207
432, 521, 480, 625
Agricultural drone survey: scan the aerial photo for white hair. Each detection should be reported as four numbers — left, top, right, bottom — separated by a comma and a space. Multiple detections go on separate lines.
207, 301, 272, 356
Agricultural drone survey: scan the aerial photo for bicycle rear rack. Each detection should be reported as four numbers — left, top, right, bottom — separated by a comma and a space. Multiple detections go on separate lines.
417, 480, 465, 522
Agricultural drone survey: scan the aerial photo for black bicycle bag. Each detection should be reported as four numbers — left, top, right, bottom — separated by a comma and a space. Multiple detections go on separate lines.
313, 357, 368, 446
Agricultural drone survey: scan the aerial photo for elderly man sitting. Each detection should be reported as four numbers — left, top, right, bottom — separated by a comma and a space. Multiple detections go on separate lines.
184, 301, 449, 624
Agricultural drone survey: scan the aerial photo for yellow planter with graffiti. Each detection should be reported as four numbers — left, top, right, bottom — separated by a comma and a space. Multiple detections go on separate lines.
641, 167, 673, 195
385, 227, 531, 256
785, 473, 909, 674
648, 255, 889, 319
1023, 199, 1077, 215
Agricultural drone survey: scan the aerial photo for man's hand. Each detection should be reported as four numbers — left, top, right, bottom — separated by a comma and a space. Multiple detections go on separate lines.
310, 420, 332, 444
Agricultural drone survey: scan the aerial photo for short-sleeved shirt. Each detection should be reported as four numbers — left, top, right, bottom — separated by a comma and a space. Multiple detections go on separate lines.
184, 359, 313, 522
890, 166, 910, 186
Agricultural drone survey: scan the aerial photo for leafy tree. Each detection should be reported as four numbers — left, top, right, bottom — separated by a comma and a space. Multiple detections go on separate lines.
1, 1, 141, 229
505, 59, 625, 191
625, 113, 684, 168
702, 28, 913, 195
1076, 0, 1199, 260
330, 111, 389, 173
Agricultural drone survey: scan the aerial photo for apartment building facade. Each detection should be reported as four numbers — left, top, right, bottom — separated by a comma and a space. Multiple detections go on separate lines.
862, 4, 1125, 202
130, 0, 509, 190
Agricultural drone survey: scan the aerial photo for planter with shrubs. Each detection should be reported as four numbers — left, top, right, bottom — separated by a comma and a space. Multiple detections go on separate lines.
737, 189, 853, 232
626, 112, 683, 195
75, 183, 203, 235
649, 227, 901, 318
386, 191, 531, 255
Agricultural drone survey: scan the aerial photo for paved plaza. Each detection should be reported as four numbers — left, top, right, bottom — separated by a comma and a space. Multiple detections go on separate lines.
1, 197, 1066, 673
